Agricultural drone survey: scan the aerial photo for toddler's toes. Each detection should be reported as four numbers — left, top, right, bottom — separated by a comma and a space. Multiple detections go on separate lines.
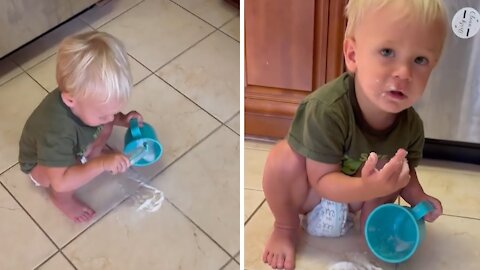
270, 254, 278, 268
276, 254, 285, 269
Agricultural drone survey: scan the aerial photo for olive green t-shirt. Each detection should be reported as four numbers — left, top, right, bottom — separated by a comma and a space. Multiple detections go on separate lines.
19, 89, 102, 173
287, 73, 424, 175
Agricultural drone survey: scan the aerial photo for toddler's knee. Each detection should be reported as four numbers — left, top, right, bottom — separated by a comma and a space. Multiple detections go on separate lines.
264, 141, 305, 183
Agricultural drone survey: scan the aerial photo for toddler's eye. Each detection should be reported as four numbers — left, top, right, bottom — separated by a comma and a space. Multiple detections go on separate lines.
380, 48, 394, 57
414, 56, 429, 65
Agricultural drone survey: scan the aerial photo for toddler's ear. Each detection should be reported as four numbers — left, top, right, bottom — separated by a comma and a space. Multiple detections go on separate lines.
60, 91, 76, 108
343, 37, 357, 73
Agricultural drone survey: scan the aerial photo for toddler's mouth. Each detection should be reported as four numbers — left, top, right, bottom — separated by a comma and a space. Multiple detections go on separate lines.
382, 89, 407, 100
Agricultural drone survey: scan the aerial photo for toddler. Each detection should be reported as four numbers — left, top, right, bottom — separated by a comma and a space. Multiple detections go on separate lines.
19, 31, 143, 223
261, 1, 448, 269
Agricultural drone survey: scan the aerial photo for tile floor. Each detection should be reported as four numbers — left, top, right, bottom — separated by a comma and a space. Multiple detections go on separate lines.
244, 140, 480, 270
0, 0, 239, 269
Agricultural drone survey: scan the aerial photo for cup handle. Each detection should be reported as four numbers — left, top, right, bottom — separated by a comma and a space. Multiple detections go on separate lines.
129, 118, 142, 138
411, 200, 434, 220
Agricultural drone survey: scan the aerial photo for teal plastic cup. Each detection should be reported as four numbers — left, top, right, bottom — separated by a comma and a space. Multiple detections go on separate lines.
364, 200, 434, 263
123, 119, 163, 166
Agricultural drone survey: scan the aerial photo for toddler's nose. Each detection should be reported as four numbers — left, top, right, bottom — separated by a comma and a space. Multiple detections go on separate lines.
393, 63, 412, 81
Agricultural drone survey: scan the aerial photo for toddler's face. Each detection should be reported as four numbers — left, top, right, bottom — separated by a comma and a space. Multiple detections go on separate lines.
72, 95, 125, 127
346, 5, 446, 114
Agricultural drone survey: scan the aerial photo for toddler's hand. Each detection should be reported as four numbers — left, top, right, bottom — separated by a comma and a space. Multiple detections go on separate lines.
416, 194, 443, 222
101, 152, 130, 175
124, 111, 144, 127
361, 149, 410, 197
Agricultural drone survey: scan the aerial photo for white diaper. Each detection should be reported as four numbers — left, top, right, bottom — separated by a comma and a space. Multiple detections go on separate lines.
28, 174, 41, 187
302, 199, 354, 237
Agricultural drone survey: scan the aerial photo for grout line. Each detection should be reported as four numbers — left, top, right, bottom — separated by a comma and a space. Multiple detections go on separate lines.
33, 250, 60, 270
154, 73, 225, 125
153, 28, 217, 73
442, 213, 480, 221
217, 16, 240, 43
244, 146, 271, 152
0, 181, 61, 249
223, 111, 240, 136
59, 249, 78, 270
89, 0, 146, 30
168, 0, 237, 32
244, 187, 263, 192
168, 199, 238, 261
218, 13, 240, 29
233, 250, 240, 264
0, 68, 25, 88
0, 162, 19, 177
219, 257, 235, 270
58, 199, 127, 250
245, 199, 266, 225
24, 70, 51, 95
131, 48, 236, 132
223, 122, 239, 136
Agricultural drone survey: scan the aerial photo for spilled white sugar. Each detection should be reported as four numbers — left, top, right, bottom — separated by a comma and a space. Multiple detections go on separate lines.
328, 252, 383, 270
131, 141, 156, 163
122, 168, 164, 212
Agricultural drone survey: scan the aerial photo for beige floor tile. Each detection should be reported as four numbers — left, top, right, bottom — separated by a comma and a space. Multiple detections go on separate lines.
0, 57, 23, 86
0, 184, 57, 270
244, 147, 269, 191
0, 74, 47, 172
398, 161, 480, 219
80, 0, 144, 29
0, 164, 132, 246
25, 54, 57, 91
10, 18, 93, 70
172, 0, 238, 27
129, 56, 153, 85
63, 200, 230, 269
398, 215, 480, 270
106, 74, 220, 180
245, 139, 275, 151
245, 204, 394, 270
26, 53, 151, 92
245, 189, 264, 221
37, 253, 75, 270
99, 0, 214, 71
224, 259, 240, 270
154, 126, 239, 254
157, 31, 239, 122
226, 113, 240, 134
221, 16, 240, 41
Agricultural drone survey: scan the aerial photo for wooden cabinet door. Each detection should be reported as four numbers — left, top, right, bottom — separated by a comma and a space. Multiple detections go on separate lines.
245, 0, 315, 91
245, 0, 346, 139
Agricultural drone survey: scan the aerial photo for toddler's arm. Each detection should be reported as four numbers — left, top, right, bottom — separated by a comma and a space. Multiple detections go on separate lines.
43, 153, 130, 192
400, 168, 443, 222
307, 149, 410, 203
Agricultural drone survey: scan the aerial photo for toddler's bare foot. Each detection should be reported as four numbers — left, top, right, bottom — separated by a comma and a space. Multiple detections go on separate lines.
263, 226, 299, 270
49, 190, 95, 223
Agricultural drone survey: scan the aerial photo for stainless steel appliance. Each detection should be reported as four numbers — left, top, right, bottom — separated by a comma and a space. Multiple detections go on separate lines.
414, 0, 480, 163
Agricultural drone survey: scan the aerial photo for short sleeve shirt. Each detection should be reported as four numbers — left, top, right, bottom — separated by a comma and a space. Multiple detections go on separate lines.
287, 73, 424, 175
18, 89, 102, 173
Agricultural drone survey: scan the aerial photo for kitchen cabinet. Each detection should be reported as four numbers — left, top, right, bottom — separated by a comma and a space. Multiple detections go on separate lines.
245, 0, 347, 139
0, 0, 97, 58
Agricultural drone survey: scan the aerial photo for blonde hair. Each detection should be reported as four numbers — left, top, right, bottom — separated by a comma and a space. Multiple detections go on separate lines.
56, 31, 132, 103
345, 0, 447, 38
